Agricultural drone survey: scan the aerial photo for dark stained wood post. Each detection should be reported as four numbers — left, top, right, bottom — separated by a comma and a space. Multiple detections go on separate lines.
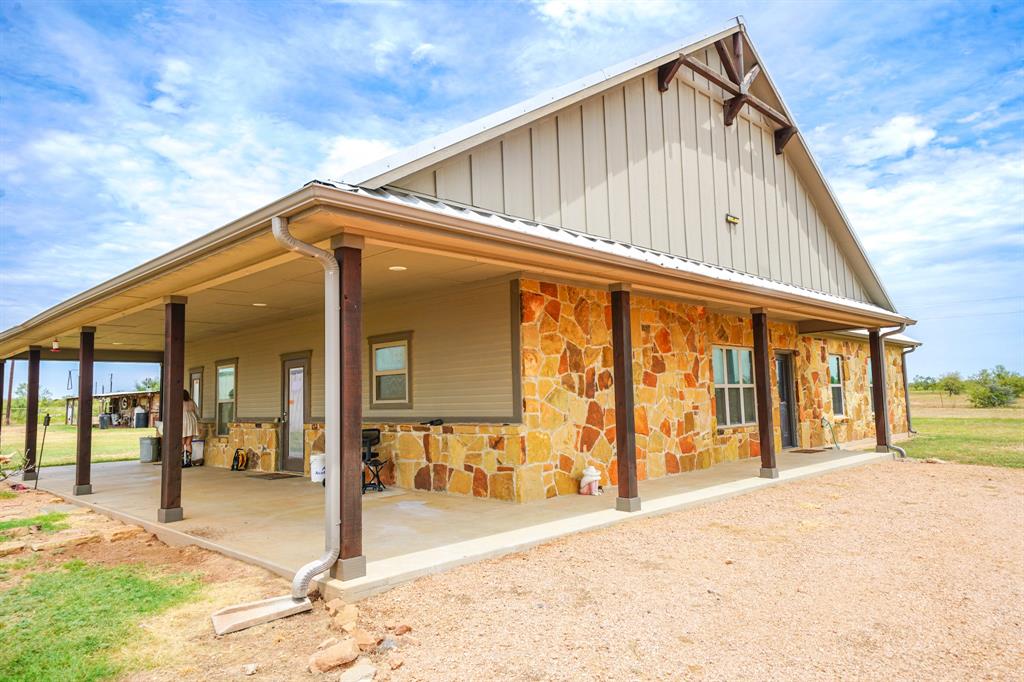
869, 329, 890, 452
0, 359, 5, 447
332, 235, 366, 579
610, 284, 640, 512
159, 297, 186, 523
22, 347, 41, 481
74, 327, 96, 495
751, 309, 778, 478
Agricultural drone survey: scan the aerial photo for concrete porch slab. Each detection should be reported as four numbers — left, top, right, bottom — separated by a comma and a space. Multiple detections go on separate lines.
27, 447, 892, 601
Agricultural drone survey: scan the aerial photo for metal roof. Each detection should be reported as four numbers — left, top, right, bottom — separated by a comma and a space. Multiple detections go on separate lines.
314, 180, 912, 326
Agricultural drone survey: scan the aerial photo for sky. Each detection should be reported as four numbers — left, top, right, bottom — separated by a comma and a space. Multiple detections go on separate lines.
1, 0, 1022, 397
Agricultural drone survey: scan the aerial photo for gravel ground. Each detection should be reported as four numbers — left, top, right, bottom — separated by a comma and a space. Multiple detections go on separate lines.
5, 459, 1021, 681
362, 460, 1023, 681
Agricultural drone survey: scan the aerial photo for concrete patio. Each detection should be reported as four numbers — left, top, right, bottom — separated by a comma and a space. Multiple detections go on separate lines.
32, 445, 891, 599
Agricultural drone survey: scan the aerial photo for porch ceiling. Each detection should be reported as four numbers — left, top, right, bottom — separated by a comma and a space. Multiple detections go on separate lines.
48, 246, 516, 353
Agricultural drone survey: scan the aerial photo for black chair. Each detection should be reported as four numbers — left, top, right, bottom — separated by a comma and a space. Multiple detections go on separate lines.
361, 428, 385, 493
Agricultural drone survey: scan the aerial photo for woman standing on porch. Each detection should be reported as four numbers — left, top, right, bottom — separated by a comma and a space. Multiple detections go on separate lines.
182, 390, 200, 467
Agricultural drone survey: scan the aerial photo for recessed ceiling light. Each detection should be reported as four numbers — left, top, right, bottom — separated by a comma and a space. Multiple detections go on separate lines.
388, 265, 407, 272
252, 302, 268, 307
111, 342, 123, 345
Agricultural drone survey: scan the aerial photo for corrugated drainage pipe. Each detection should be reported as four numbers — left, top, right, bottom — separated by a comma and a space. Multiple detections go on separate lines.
880, 324, 908, 459
272, 216, 342, 599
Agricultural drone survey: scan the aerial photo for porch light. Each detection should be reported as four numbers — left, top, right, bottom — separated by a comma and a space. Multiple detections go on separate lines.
111, 342, 123, 345
725, 213, 740, 225
388, 266, 407, 272
51, 338, 60, 352
252, 302, 268, 307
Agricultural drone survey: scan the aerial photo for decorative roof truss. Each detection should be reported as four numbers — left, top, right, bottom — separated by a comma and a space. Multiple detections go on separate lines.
658, 31, 796, 154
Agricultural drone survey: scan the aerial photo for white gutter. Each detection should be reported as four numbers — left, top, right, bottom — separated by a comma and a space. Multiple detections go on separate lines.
271, 216, 341, 598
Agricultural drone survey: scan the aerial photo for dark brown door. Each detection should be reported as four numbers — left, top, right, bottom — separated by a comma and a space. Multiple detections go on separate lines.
776, 353, 798, 449
281, 355, 310, 473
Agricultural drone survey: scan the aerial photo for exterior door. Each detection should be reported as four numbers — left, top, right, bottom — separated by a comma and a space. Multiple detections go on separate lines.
776, 353, 798, 449
281, 355, 310, 473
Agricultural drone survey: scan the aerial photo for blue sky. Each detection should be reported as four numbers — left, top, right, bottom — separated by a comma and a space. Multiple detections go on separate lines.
1, 0, 1022, 397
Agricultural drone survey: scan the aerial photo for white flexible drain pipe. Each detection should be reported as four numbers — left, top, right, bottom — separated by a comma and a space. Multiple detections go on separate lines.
271, 216, 341, 600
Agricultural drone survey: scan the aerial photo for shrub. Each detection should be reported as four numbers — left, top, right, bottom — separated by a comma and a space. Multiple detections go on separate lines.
967, 383, 1017, 408
936, 372, 964, 396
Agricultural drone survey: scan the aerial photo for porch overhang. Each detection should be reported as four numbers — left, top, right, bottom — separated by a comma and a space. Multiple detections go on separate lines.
0, 181, 913, 358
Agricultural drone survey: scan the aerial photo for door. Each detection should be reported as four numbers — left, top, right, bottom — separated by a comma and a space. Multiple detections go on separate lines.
281, 355, 310, 473
776, 353, 798, 449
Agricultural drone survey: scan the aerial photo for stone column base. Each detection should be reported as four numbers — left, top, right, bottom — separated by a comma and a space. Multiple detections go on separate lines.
331, 555, 367, 581
157, 507, 183, 523
72, 484, 93, 495
759, 467, 779, 479
875, 445, 891, 453
616, 496, 641, 512
22, 470, 37, 481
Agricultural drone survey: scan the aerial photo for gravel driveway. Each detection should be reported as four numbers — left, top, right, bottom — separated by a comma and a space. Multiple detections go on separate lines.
363, 460, 1023, 681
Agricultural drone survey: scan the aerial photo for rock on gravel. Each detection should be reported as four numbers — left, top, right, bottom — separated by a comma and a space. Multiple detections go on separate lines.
30, 531, 101, 552
338, 657, 377, 682
0, 541, 26, 556
308, 638, 360, 673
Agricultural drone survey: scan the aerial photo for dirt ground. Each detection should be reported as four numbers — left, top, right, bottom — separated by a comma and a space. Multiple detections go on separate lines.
3, 459, 1022, 681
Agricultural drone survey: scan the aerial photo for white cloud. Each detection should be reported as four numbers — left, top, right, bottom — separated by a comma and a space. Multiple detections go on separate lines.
843, 115, 936, 165
317, 135, 398, 180
531, 0, 682, 29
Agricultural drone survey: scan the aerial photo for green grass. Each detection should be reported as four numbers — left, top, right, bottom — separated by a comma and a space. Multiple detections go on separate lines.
1, 424, 149, 467
0, 491, 16, 500
0, 513, 69, 543
0, 560, 200, 682
903, 417, 1024, 468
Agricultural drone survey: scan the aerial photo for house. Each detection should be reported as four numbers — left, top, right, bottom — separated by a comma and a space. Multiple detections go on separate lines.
0, 19, 918, 583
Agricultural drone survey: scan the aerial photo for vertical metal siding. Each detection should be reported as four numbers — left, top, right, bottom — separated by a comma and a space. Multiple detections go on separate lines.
388, 68, 874, 305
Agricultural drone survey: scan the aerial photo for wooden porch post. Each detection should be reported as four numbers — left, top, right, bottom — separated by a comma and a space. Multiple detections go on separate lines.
610, 284, 640, 512
332, 236, 366, 579
0, 359, 5, 448
751, 309, 778, 478
22, 347, 41, 481
159, 297, 186, 523
74, 327, 96, 495
869, 329, 890, 452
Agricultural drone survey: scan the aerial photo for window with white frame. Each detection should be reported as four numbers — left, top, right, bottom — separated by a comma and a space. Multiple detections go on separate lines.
369, 332, 412, 408
829, 354, 845, 416
713, 346, 756, 426
215, 359, 236, 436
867, 357, 874, 413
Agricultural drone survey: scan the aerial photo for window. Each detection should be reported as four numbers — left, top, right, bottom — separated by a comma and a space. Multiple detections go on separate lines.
713, 346, 756, 426
215, 359, 237, 436
867, 357, 874, 413
369, 332, 412, 408
189, 368, 203, 414
829, 354, 845, 416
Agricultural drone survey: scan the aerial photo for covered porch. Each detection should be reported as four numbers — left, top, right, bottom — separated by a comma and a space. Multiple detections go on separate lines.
33, 445, 889, 599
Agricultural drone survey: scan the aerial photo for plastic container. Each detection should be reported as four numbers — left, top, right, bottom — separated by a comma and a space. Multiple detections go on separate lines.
140, 437, 161, 463
310, 453, 326, 484
99, 414, 111, 429
191, 439, 204, 466
579, 466, 602, 495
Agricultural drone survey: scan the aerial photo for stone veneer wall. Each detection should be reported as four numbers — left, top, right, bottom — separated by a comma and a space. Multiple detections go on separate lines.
195, 278, 907, 504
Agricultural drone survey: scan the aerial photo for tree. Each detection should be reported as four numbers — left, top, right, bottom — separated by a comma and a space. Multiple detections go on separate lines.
910, 375, 937, 391
14, 382, 26, 400
936, 372, 964, 397
136, 377, 160, 392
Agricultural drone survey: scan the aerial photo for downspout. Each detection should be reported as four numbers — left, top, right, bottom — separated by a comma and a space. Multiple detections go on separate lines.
879, 324, 908, 459
272, 216, 341, 599
901, 345, 918, 435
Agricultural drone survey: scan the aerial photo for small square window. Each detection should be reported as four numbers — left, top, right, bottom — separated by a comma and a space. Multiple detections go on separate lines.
369, 332, 412, 409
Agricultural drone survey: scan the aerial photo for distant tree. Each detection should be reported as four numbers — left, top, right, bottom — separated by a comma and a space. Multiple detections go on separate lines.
14, 382, 27, 400
968, 365, 1024, 401
968, 383, 1017, 408
936, 372, 964, 397
135, 377, 160, 392
910, 375, 937, 391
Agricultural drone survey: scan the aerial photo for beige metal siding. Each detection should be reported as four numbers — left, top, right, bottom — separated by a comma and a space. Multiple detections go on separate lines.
387, 64, 873, 304
183, 281, 514, 422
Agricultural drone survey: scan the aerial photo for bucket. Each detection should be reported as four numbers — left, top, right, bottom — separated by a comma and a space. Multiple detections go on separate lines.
579, 466, 602, 495
310, 453, 326, 484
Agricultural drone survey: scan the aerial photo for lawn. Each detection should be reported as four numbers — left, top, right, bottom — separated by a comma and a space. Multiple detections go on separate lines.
0, 560, 199, 682
905, 391, 1023, 468
0, 424, 149, 468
